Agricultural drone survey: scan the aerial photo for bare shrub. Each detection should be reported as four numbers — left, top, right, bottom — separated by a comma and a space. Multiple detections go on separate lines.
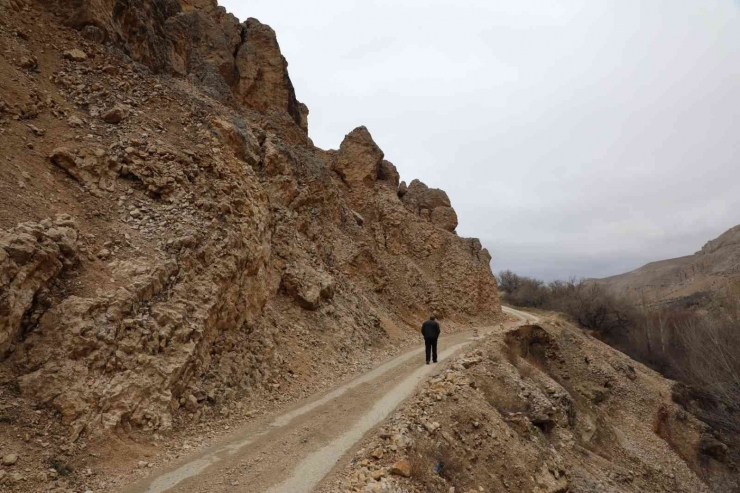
671, 312, 740, 435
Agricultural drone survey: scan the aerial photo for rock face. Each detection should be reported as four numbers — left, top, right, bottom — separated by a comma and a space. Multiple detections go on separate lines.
0, 216, 78, 359
0, 0, 500, 447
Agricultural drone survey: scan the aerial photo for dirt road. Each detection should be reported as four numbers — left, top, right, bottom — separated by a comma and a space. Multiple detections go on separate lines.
121, 309, 534, 493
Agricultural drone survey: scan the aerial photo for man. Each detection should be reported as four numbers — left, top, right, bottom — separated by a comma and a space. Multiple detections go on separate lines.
421, 315, 440, 364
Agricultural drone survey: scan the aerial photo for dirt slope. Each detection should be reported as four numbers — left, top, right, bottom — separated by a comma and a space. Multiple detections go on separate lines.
326, 310, 737, 493
0, 0, 500, 490
594, 224, 740, 306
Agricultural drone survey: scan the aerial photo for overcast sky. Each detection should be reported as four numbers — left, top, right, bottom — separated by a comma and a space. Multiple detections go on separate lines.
221, 0, 740, 280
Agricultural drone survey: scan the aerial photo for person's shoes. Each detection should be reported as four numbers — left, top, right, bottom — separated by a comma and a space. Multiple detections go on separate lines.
433, 360, 437, 363
426, 361, 430, 365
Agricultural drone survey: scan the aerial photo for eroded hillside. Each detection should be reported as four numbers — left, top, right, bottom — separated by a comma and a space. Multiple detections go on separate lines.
595, 225, 740, 306
0, 0, 500, 489
326, 314, 737, 493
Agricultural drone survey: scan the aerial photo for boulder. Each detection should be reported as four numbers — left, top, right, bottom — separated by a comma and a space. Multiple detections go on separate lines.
389, 459, 411, 477
401, 179, 458, 232
2, 453, 18, 466
431, 206, 458, 233
102, 106, 126, 124
397, 180, 408, 198
49, 147, 117, 194
67, 116, 84, 128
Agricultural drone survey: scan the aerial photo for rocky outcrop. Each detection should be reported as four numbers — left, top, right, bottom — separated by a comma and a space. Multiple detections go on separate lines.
0, 216, 78, 359
0, 0, 499, 446
333, 126, 385, 190
36, 0, 308, 130
235, 18, 306, 131
377, 160, 400, 187
401, 178, 459, 232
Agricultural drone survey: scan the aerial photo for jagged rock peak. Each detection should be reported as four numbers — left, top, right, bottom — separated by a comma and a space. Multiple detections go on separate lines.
334, 126, 385, 189
236, 18, 307, 131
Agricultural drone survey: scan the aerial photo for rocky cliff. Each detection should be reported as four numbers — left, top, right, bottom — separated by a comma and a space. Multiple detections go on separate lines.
595, 225, 740, 306
0, 0, 499, 455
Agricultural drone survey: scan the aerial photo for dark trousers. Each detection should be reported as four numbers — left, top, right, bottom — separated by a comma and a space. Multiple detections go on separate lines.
424, 337, 438, 363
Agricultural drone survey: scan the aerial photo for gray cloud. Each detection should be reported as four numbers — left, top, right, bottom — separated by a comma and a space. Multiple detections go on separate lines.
222, 0, 740, 280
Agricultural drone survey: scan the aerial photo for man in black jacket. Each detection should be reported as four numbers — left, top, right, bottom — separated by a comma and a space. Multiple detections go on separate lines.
421, 315, 441, 364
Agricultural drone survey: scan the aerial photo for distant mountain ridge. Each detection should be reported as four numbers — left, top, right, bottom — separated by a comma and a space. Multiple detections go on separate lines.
594, 224, 740, 306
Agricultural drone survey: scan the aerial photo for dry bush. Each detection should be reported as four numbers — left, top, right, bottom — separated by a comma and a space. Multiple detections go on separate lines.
672, 313, 740, 435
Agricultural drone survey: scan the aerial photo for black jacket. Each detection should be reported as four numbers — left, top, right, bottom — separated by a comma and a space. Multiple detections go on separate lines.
421, 320, 440, 339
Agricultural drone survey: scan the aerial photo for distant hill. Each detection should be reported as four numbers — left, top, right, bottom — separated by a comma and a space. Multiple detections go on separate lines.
594, 225, 740, 306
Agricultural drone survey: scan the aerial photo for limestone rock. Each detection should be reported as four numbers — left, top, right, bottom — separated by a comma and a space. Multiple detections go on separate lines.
211, 117, 261, 166
67, 116, 84, 127
49, 147, 118, 194
397, 180, 408, 198
184, 394, 199, 413
102, 106, 126, 124
334, 126, 384, 189
38, 2, 306, 128
2, 0, 501, 445
389, 459, 411, 477
63, 49, 87, 61
402, 179, 459, 232
431, 206, 458, 233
